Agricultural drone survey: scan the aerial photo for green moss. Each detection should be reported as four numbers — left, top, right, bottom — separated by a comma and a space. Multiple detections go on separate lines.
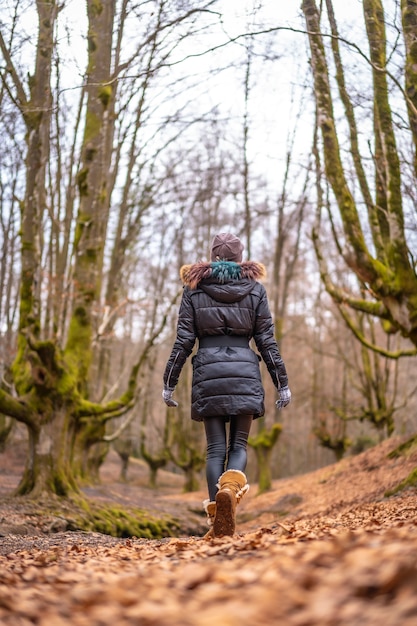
56, 368, 77, 397
53, 471, 76, 497
23, 109, 42, 131
7, 494, 179, 539
90, 0, 103, 17
249, 423, 282, 449
384, 438, 417, 495
381, 318, 398, 334
77, 168, 89, 197
11, 342, 33, 394
73, 212, 92, 251
350, 436, 377, 455
65, 308, 93, 384
87, 34, 97, 54
314, 427, 351, 460
21, 240, 36, 252
388, 435, 417, 459
98, 85, 112, 107
84, 110, 101, 144
385, 467, 417, 497
69, 500, 179, 538
249, 424, 283, 495
98, 185, 107, 203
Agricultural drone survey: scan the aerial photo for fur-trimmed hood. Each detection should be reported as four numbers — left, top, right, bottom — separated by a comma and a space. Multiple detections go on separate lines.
180, 260, 266, 290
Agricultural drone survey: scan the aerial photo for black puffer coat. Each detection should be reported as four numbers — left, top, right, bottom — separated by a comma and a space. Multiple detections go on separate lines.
163, 260, 289, 421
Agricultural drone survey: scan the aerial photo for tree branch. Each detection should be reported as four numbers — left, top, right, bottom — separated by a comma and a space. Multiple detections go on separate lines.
0, 389, 32, 424
337, 304, 417, 358
103, 404, 138, 442
76, 289, 181, 418
0, 29, 27, 110
312, 221, 390, 319
78, 396, 137, 422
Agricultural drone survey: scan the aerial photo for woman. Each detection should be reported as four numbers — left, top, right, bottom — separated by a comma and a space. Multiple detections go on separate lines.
162, 233, 291, 538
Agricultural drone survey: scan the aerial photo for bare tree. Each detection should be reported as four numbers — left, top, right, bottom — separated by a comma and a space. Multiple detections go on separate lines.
0, 0, 221, 499
301, 0, 417, 353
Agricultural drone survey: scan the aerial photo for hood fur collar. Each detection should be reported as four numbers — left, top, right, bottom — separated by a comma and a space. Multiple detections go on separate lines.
180, 260, 266, 290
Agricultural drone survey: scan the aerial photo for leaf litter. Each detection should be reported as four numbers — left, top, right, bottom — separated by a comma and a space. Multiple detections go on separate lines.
0, 435, 417, 625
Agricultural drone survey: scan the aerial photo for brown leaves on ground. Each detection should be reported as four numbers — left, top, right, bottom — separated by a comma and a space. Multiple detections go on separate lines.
1, 436, 417, 625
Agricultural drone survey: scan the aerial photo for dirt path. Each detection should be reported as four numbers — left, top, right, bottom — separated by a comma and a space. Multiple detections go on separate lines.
0, 437, 417, 625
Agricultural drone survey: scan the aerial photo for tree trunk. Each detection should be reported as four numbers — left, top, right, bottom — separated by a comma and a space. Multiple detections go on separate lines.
140, 428, 168, 489
0, 0, 227, 502
16, 406, 77, 497
67, 0, 116, 395
402, 0, 417, 176
302, 0, 417, 349
183, 464, 201, 493
72, 415, 108, 483
249, 423, 282, 494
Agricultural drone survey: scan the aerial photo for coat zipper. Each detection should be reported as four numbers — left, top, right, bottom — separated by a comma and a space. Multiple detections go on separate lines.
166, 351, 180, 388
268, 349, 281, 390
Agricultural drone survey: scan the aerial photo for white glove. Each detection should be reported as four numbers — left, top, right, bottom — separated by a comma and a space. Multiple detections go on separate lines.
162, 386, 178, 408
276, 385, 291, 410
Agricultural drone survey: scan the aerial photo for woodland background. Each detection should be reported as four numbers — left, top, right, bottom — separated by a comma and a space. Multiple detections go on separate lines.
0, 0, 416, 525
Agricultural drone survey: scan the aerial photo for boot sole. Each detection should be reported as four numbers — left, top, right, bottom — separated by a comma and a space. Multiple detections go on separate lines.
213, 490, 235, 537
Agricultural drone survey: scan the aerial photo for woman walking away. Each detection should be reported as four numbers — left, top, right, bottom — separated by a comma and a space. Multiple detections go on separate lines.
162, 233, 291, 538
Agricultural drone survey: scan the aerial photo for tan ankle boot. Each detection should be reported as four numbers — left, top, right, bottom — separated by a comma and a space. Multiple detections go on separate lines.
203, 499, 216, 539
213, 469, 249, 537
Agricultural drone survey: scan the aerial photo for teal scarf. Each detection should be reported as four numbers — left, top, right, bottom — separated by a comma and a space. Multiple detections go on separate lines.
210, 261, 241, 283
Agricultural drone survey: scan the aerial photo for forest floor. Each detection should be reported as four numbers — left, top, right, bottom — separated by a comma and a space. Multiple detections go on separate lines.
0, 435, 417, 625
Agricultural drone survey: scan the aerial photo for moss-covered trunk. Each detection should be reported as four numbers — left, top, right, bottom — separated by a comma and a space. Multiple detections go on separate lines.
401, 0, 417, 176
64, 0, 116, 477
183, 462, 202, 493
0, 0, 208, 505
4, 1, 82, 499
0, 414, 13, 452
67, 0, 115, 392
253, 446, 273, 494
249, 423, 282, 495
0, 0, 127, 499
71, 418, 104, 482
141, 439, 168, 489
16, 406, 77, 497
302, 0, 417, 349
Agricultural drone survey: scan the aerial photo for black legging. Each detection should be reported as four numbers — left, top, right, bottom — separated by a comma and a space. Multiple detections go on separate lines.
203, 415, 253, 501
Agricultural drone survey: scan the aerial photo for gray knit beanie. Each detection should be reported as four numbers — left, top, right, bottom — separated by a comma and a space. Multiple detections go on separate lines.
210, 232, 244, 262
